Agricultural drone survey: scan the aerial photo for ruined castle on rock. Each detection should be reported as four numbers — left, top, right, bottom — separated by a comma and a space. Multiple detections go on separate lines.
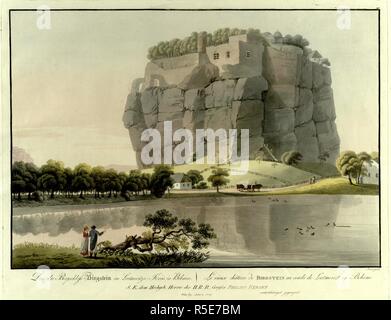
122, 29, 340, 168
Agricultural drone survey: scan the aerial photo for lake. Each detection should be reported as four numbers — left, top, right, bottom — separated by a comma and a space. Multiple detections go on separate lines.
12, 195, 380, 267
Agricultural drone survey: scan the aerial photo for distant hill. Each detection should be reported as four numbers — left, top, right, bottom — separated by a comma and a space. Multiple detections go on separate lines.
12, 146, 34, 163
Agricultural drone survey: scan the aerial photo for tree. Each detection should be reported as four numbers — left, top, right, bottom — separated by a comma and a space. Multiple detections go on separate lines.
195, 181, 208, 189
11, 161, 27, 200
104, 209, 216, 253
336, 151, 361, 185
123, 170, 141, 195
38, 160, 66, 198
150, 165, 174, 198
207, 167, 230, 192
186, 170, 203, 187
370, 151, 379, 164
140, 173, 151, 195
72, 163, 93, 198
281, 151, 303, 166
103, 169, 122, 198
91, 166, 106, 198
24, 163, 39, 200
63, 167, 74, 198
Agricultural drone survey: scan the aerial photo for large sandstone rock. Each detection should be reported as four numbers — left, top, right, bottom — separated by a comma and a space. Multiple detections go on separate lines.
299, 55, 312, 89
124, 92, 141, 112
124, 35, 340, 168
178, 63, 219, 90
294, 121, 319, 162
313, 86, 336, 122
184, 89, 205, 111
204, 107, 232, 131
316, 120, 340, 164
264, 108, 295, 134
265, 84, 299, 109
263, 46, 300, 86
158, 88, 184, 113
264, 132, 297, 160
205, 80, 235, 108
231, 100, 264, 137
295, 88, 313, 126
312, 63, 332, 89
233, 76, 268, 100
123, 109, 144, 128
140, 88, 161, 114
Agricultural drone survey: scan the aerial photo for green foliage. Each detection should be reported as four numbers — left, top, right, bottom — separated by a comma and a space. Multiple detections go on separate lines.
149, 165, 174, 198
144, 209, 178, 230
195, 181, 208, 189
37, 160, 66, 198
336, 151, 361, 185
147, 28, 249, 60
370, 151, 379, 163
142, 209, 216, 251
207, 167, 230, 192
72, 163, 93, 198
281, 151, 303, 166
186, 169, 203, 186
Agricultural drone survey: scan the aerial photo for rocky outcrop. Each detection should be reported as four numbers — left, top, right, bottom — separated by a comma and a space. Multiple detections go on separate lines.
12, 146, 34, 164
123, 33, 340, 168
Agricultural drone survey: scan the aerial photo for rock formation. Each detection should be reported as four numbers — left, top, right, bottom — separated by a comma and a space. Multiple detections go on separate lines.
12, 146, 34, 164
123, 30, 340, 168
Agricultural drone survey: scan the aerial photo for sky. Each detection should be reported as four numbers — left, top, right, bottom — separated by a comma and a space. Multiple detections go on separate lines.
11, 10, 379, 167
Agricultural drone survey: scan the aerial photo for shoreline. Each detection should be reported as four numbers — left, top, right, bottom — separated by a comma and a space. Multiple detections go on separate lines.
13, 193, 378, 216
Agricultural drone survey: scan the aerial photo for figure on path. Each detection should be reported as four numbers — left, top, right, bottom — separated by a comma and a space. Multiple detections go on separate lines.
80, 225, 89, 256
89, 225, 104, 258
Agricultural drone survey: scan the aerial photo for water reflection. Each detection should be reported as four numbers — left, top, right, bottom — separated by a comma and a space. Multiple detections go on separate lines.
12, 195, 379, 265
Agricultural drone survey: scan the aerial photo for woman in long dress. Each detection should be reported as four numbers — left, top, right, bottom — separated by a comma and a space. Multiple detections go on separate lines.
80, 225, 89, 256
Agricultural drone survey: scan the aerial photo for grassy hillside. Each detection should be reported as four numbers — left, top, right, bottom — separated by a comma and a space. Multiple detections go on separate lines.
295, 162, 340, 177
262, 177, 379, 196
143, 160, 321, 187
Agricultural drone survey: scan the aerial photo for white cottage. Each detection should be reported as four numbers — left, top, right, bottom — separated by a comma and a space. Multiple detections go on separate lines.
171, 173, 193, 190
360, 160, 379, 185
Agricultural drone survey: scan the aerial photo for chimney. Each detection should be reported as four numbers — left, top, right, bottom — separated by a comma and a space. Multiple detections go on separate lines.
197, 32, 207, 53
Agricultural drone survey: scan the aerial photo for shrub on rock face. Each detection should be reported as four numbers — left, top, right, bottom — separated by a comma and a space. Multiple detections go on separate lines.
281, 151, 303, 166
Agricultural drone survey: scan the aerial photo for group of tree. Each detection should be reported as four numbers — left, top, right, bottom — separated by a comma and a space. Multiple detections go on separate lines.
336, 151, 378, 185
147, 28, 310, 61
147, 28, 262, 60
11, 161, 176, 201
272, 31, 310, 49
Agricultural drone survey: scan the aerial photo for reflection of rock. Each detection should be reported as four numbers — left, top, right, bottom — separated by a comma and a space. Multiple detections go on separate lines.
235, 206, 276, 255
269, 197, 341, 254
13, 196, 379, 266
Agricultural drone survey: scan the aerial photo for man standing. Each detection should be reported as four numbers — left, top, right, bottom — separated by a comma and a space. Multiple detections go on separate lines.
89, 225, 104, 258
